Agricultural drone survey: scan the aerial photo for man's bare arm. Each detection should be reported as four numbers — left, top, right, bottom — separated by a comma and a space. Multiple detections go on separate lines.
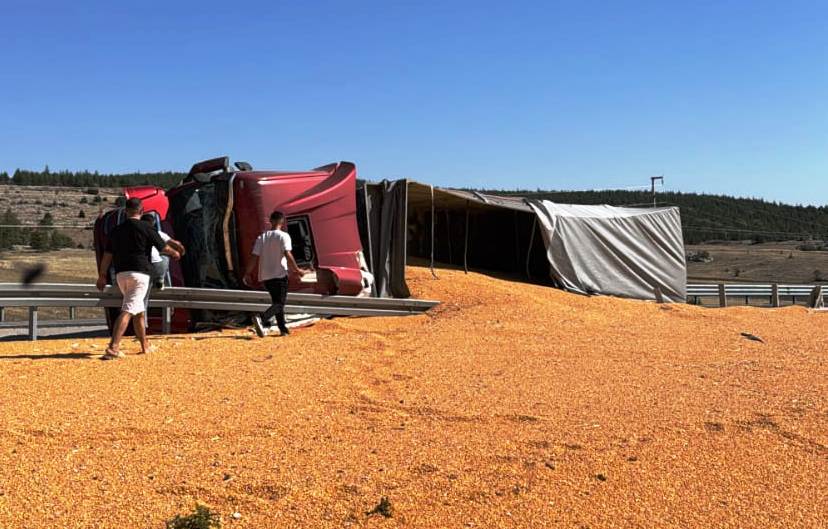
166, 239, 186, 255
285, 251, 308, 276
243, 255, 259, 286
96, 252, 113, 291
98, 252, 113, 275
160, 243, 181, 260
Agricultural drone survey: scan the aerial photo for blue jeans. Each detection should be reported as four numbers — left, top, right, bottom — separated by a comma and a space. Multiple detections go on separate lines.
143, 256, 169, 307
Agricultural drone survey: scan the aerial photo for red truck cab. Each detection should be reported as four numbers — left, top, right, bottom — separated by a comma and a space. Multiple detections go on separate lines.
96, 157, 368, 331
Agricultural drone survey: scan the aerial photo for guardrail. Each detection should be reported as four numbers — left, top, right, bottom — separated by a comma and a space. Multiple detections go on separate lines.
0, 283, 439, 341
687, 283, 826, 308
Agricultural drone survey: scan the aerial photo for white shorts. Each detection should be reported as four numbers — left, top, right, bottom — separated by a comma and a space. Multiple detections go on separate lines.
116, 272, 151, 315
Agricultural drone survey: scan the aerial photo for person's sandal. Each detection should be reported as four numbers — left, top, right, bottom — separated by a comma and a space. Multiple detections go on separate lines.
139, 345, 158, 355
101, 348, 125, 360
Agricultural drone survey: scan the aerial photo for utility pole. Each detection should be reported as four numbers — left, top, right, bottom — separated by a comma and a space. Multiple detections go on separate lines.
650, 175, 664, 207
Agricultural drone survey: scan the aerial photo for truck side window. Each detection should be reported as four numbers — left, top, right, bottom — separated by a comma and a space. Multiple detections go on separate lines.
286, 216, 315, 266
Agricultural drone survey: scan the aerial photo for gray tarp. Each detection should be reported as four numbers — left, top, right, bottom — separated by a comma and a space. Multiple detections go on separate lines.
357, 179, 411, 298
528, 200, 687, 302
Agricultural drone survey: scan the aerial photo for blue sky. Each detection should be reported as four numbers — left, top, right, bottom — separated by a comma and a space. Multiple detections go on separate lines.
1, 0, 826, 205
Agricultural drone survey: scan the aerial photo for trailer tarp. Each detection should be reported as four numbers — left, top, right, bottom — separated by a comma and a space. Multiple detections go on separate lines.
357, 179, 411, 298
528, 200, 687, 302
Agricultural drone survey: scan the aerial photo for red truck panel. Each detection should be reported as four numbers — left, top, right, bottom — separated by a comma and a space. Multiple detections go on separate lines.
124, 186, 169, 220
232, 162, 363, 294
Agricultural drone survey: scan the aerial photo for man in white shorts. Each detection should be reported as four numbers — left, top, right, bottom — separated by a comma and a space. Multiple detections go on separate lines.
96, 198, 181, 359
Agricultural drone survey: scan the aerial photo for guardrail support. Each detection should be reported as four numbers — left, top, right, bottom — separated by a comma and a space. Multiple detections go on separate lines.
0, 306, 4, 322
809, 286, 824, 309
69, 306, 76, 320
653, 285, 664, 304
162, 307, 172, 335
718, 284, 727, 308
28, 307, 38, 341
771, 283, 780, 307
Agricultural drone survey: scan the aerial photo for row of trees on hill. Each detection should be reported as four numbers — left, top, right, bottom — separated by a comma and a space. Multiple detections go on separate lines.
0, 167, 185, 188
2, 167, 826, 245
0, 209, 77, 251
488, 189, 828, 244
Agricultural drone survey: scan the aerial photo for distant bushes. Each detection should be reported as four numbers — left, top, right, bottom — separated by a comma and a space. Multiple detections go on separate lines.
686, 250, 712, 263
0, 209, 77, 251
797, 242, 827, 251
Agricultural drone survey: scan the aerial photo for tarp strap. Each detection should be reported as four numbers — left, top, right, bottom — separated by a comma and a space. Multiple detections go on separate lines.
430, 185, 438, 279
362, 183, 374, 274
526, 216, 537, 280
463, 201, 469, 274
222, 173, 237, 272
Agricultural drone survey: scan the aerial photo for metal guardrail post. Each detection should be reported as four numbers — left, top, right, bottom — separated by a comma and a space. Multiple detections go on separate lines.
809, 286, 824, 309
28, 307, 38, 341
69, 306, 76, 320
771, 284, 780, 307
653, 285, 664, 304
162, 307, 172, 335
718, 284, 727, 308
0, 306, 4, 322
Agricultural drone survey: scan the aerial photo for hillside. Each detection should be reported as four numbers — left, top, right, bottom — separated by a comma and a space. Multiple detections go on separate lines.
3, 170, 828, 246
0, 185, 121, 249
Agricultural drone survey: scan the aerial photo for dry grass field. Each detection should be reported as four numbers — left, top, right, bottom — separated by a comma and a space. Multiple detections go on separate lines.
686, 241, 828, 284
0, 266, 826, 528
0, 249, 100, 322
0, 249, 98, 284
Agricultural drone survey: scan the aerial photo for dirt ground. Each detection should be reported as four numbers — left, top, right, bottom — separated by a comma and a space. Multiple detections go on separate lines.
686, 241, 828, 284
0, 266, 826, 528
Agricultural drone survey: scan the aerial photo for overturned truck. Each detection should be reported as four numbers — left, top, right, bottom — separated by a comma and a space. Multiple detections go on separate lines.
95, 156, 687, 331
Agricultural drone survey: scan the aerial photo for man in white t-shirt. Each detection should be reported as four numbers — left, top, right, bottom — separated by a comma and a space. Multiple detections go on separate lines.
243, 210, 309, 337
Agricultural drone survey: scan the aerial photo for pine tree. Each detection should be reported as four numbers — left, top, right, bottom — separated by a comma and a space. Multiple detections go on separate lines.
39, 212, 54, 227
50, 231, 74, 249
0, 208, 25, 248
29, 230, 49, 251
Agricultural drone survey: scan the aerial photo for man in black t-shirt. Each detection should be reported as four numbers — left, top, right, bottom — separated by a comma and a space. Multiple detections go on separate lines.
96, 198, 182, 359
